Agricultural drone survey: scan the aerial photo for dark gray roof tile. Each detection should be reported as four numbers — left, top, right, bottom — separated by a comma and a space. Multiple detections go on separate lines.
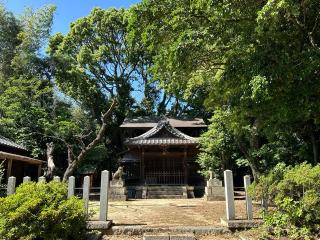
125, 119, 199, 146
0, 136, 27, 151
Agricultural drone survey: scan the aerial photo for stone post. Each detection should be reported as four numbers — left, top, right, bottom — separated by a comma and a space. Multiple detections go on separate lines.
38, 176, 46, 182
99, 170, 110, 221
244, 175, 253, 220
68, 176, 75, 198
224, 170, 235, 220
83, 176, 90, 215
209, 169, 213, 180
7, 176, 16, 196
53, 176, 61, 182
205, 169, 224, 201
23, 176, 31, 183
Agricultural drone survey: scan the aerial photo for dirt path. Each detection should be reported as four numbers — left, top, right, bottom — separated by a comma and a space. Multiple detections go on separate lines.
90, 198, 261, 227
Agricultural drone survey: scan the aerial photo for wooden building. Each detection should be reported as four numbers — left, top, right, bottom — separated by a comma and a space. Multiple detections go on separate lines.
0, 136, 43, 184
120, 117, 207, 198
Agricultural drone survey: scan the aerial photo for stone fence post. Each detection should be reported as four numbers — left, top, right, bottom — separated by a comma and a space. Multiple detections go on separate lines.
224, 170, 235, 220
7, 176, 16, 196
23, 176, 31, 183
53, 176, 61, 182
83, 176, 90, 215
68, 176, 75, 198
244, 175, 253, 220
38, 176, 46, 182
99, 170, 110, 221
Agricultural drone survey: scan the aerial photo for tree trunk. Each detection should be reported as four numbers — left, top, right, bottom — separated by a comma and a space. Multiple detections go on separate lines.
45, 142, 55, 179
310, 130, 319, 164
62, 100, 116, 182
237, 140, 261, 181
236, 119, 262, 181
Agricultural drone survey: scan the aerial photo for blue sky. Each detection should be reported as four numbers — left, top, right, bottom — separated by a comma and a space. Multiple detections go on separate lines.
2, 0, 141, 34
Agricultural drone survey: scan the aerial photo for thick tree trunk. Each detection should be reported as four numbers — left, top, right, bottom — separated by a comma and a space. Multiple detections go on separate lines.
236, 119, 262, 181
62, 100, 116, 182
45, 142, 55, 179
237, 140, 261, 181
310, 131, 319, 164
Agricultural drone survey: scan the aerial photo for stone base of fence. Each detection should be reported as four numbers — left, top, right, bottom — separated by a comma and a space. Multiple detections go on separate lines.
87, 220, 112, 230
220, 218, 264, 229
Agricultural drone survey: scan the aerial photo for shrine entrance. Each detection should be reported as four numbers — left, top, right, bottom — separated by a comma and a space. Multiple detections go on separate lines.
144, 153, 185, 185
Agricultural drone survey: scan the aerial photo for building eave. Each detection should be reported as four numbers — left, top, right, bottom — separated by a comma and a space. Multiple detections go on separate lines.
0, 151, 44, 165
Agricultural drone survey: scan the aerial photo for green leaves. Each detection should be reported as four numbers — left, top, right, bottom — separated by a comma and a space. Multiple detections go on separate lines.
0, 181, 86, 240
48, 7, 137, 122
251, 163, 320, 239
132, 0, 320, 177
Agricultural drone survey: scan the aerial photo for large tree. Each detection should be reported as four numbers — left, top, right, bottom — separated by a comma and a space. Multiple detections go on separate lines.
0, 5, 56, 156
129, 0, 320, 179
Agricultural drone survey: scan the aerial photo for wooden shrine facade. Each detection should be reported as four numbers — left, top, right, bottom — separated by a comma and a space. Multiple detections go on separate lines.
0, 136, 43, 184
120, 117, 206, 186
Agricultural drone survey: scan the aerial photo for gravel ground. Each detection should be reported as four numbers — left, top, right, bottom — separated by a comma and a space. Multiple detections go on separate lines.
89, 198, 262, 239
90, 198, 261, 226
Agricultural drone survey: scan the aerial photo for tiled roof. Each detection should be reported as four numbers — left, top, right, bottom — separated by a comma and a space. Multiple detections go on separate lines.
126, 138, 197, 146
120, 116, 207, 128
0, 136, 27, 151
125, 119, 198, 146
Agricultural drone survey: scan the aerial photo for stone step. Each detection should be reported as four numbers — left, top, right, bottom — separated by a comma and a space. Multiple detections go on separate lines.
143, 233, 195, 240
146, 187, 186, 191
145, 186, 187, 199
147, 194, 187, 199
147, 190, 183, 194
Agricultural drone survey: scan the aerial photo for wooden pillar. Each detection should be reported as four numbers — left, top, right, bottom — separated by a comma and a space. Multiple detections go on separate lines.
6, 159, 12, 179
183, 147, 188, 184
37, 164, 42, 177
141, 147, 145, 184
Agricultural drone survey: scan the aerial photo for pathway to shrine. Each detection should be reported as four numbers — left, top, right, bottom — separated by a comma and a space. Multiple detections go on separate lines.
89, 198, 259, 226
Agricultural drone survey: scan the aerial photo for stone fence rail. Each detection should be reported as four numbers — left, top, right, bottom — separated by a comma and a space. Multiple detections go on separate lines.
5, 170, 111, 222
4, 169, 255, 224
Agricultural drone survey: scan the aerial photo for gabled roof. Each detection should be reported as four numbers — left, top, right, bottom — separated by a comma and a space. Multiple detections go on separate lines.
125, 119, 199, 146
0, 136, 27, 151
120, 116, 207, 128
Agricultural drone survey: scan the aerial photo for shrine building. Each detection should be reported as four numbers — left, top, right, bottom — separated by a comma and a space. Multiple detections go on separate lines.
120, 117, 207, 198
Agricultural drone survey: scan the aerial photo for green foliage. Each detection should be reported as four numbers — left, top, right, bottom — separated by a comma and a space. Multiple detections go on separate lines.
250, 163, 320, 239
0, 5, 20, 78
48, 7, 135, 123
197, 109, 241, 174
0, 4, 57, 157
249, 162, 288, 204
130, 0, 320, 178
0, 181, 87, 240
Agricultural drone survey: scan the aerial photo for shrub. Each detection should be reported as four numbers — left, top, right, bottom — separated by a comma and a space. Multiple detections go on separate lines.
0, 181, 87, 240
250, 163, 320, 239
249, 162, 288, 209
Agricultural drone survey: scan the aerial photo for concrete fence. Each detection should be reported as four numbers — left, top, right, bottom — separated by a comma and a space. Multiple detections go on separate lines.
6, 170, 111, 222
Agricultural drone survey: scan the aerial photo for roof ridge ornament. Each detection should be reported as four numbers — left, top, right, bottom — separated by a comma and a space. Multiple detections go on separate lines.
159, 115, 169, 123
